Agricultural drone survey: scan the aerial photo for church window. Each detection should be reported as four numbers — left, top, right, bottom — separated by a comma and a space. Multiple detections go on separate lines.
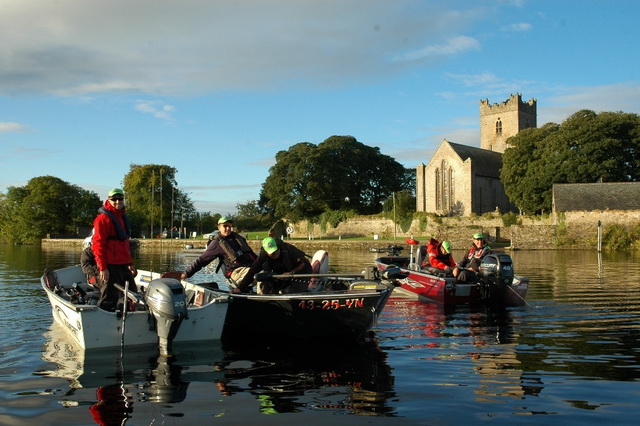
435, 169, 441, 210
496, 119, 502, 135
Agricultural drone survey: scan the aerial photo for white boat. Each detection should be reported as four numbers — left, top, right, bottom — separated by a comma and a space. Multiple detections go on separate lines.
41, 266, 229, 355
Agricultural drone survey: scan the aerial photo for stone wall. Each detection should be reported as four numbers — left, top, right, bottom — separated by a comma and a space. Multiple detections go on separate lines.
291, 209, 639, 250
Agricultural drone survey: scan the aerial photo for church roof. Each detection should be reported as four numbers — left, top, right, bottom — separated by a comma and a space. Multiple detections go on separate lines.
553, 182, 640, 211
446, 141, 503, 178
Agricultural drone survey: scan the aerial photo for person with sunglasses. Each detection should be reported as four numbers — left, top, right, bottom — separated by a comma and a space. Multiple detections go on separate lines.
453, 232, 492, 283
91, 188, 137, 311
180, 216, 257, 289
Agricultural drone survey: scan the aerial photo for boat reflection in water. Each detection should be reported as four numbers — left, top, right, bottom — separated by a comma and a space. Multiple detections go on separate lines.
40, 322, 396, 421
40, 322, 226, 424
219, 335, 396, 415
381, 298, 539, 403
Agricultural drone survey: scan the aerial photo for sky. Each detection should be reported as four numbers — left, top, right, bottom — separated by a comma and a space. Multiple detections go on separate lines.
2, 0, 640, 215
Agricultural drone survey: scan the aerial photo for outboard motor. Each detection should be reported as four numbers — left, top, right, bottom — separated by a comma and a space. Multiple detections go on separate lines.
144, 278, 188, 356
478, 254, 515, 303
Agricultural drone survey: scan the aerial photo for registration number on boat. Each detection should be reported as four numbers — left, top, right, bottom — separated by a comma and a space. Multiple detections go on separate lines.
298, 298, 365, 310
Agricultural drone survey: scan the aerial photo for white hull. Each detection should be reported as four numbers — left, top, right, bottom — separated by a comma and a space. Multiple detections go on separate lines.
42, 266, 229, 350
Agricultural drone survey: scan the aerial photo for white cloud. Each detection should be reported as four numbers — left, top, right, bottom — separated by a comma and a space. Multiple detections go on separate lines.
398, 36, 481, 62
0, 0, 490, 96
135, 100, 176, 121
540, 83, 640, 124
501, 22, 532, 32
0, 122, 27, 133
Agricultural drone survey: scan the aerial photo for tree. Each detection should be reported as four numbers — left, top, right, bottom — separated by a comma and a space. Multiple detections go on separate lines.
382, 190, 416, 233
0, 176, 100, 243
501, 110, 640, 214
122, 164, 195, 237
261, 136, 412, 221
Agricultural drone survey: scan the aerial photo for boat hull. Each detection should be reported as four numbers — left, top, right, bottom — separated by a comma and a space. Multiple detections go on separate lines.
42, 266, 229, 349
375, 256, 528, 307
223, 287, 393, 341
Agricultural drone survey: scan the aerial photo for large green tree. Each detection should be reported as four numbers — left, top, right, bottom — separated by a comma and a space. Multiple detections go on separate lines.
501, 110, 640, 214
0, 176, 100, 243
122, 164, 195, 237
261, 135, 413, 221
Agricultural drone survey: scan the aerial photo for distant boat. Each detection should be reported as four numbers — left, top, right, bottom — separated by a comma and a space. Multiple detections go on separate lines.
373, 239, 529, 307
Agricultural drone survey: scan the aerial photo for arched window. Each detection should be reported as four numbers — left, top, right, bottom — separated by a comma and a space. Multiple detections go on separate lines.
496, 119, 502, 135
435, 169, 441, 210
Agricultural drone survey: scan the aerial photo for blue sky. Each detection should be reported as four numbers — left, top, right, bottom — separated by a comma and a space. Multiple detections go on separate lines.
2, 0, 639, 215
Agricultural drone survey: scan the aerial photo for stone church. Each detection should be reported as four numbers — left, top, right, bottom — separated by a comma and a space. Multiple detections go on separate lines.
416, 93, 537, 216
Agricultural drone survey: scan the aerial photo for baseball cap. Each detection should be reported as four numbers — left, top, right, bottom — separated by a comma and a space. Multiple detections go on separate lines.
262, 237, 278, 254
472, 232, 485, 240
218, 216, 233, 225
441, 241, 452, 253
108, 188, 124, 197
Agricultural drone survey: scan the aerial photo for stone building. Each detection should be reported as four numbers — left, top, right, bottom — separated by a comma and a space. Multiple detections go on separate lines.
416, 93, 536, 216
552, 182, 640, 224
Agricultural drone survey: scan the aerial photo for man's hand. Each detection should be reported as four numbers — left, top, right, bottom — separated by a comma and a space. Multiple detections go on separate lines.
100, 269, 110, 282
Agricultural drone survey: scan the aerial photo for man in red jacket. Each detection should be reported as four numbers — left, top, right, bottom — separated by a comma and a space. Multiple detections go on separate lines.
91, 188, 137, 311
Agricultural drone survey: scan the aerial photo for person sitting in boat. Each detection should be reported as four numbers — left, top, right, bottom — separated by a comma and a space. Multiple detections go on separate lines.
423, 238, 456, 275
235, 237, 312, 294
180, 216, 257, 287
453, 232, 492, 283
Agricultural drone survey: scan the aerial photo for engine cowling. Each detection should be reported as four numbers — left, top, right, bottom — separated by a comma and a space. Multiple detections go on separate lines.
478, 253, 515, 293
144, 278, 188, 356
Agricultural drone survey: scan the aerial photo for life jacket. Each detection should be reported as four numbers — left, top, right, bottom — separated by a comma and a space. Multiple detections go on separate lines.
98, 206, 131, 241
214, 232, 256, 272
424, 238, 455, 269
465, 245, 491, 261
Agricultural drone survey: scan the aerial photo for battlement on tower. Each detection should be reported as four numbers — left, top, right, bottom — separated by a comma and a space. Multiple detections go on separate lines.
480, 93, 537, 115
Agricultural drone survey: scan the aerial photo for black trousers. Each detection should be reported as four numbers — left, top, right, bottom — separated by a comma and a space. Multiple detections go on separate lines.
95, 264, 137, 311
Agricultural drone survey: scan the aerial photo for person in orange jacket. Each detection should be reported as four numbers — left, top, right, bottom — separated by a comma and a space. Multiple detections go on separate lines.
423, 238, 456, 274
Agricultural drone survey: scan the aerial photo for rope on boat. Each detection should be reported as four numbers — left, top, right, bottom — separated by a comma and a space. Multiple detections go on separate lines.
507, 283, 530, 307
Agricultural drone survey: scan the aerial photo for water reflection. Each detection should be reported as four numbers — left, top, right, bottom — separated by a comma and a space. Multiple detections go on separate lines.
220, 337, 396, 415
39, 320, 397, 420
3, 245, 640, 423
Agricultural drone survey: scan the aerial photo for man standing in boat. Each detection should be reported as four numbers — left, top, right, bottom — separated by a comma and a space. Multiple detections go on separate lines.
453, 232, 492, 283
91, 188, 137, 311
180, 216, 257, 287
235, 237, 312, 294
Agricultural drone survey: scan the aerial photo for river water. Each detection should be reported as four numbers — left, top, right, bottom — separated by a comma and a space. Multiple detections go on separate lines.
0, 244, 639, 425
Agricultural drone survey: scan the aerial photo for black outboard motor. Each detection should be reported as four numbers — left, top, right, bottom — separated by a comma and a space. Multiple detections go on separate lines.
144, 278, 188, 356
478, 254, 515, 303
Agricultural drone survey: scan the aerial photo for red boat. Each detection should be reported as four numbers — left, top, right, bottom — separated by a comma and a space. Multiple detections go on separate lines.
373, 239, 529, 307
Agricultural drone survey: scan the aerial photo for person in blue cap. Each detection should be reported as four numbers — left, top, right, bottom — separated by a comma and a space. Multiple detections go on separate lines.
236, 237, 312, 294
180, 216, 257, 287
453, 232, 492, 282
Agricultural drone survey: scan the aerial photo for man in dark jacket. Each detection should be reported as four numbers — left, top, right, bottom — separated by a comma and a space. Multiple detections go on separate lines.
180, 216, 257, 287
236, 237, 312, 294
453, 232, 492, 283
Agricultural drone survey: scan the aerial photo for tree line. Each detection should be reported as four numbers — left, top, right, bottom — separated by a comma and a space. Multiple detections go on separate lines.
0, 136, 413, 243
2, 111, 638, 243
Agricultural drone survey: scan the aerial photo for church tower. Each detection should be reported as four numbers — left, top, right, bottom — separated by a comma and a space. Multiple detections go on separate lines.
479, 93, 537, 153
